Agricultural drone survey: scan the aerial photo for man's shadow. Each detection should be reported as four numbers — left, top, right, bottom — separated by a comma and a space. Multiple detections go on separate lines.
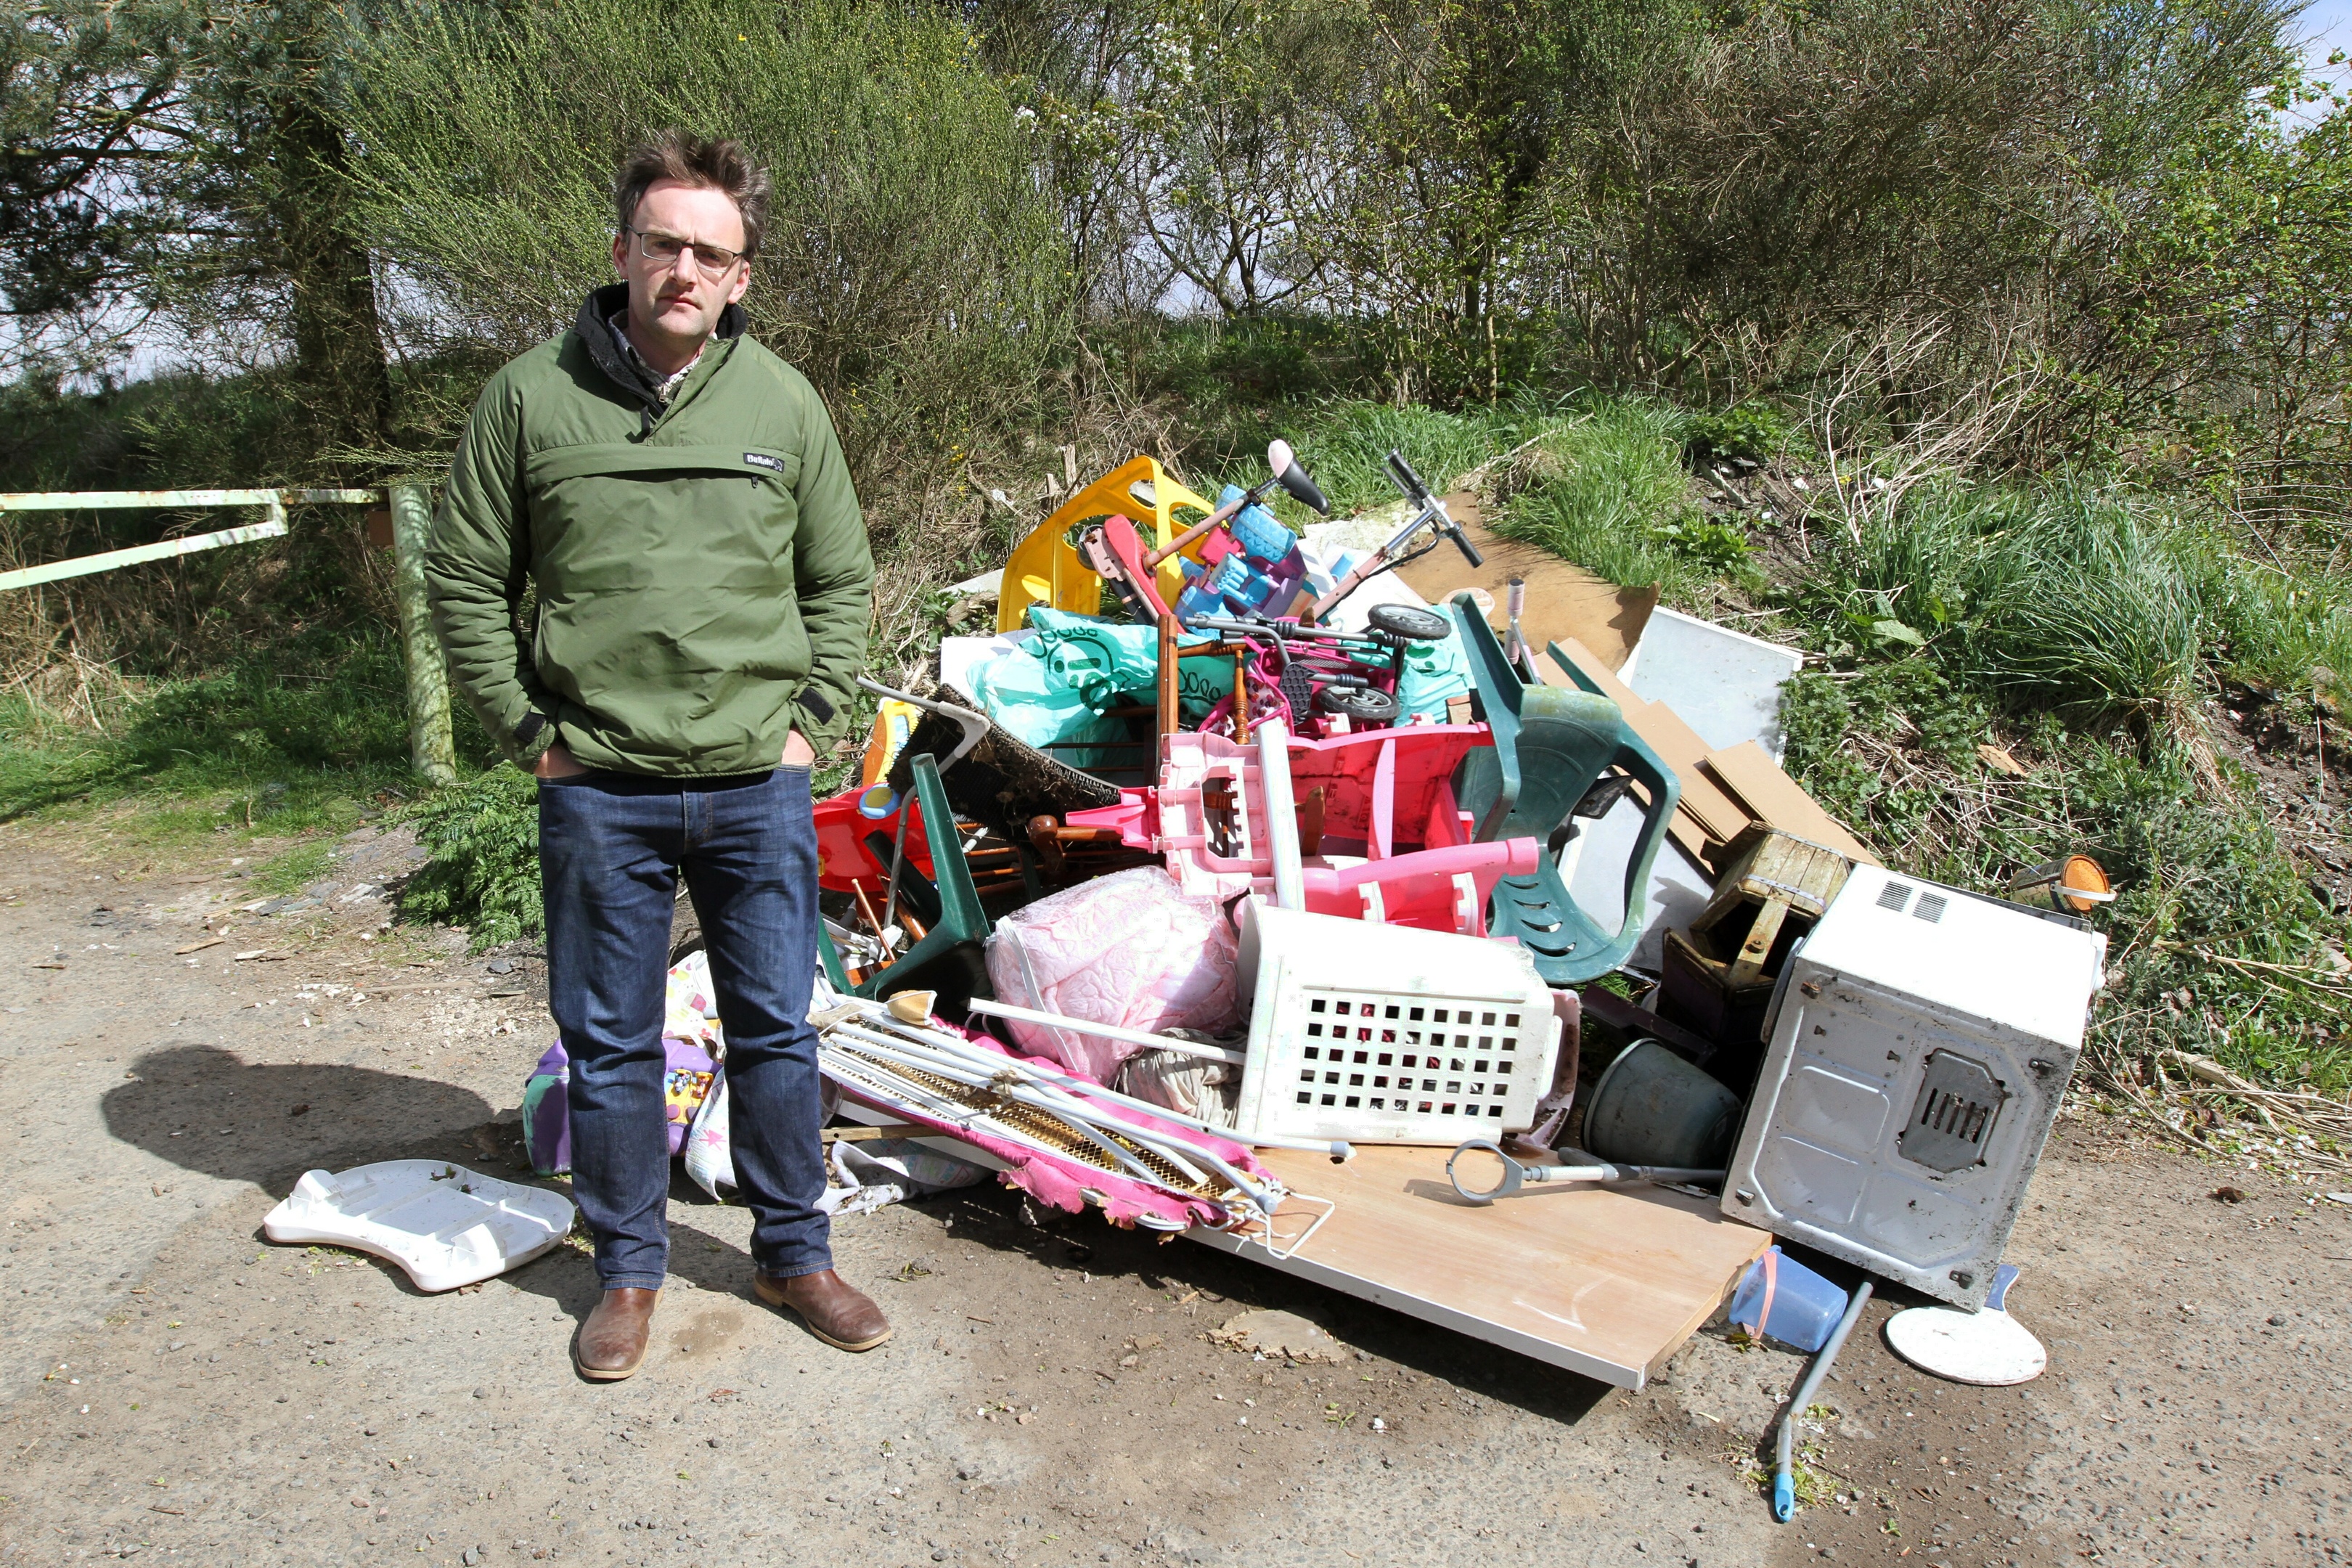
103, 1043, 755, 1320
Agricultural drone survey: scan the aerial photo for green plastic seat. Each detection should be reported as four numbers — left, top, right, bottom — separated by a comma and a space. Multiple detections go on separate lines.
818, 751, 995, 1010
1447, 592, 1681, 985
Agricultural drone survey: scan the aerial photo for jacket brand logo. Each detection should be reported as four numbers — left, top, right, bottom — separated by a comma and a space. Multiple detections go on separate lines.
742, 452, 787, 475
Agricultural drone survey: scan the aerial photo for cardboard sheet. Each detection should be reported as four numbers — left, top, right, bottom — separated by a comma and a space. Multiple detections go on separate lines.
1192, 1143, 1769, 1387
1703, 740, 1882, 867
1394, 499, 1659, 673
1544, 637, 1879, 873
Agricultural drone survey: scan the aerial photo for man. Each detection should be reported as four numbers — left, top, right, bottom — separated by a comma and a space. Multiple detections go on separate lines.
428, 131, 885, 1380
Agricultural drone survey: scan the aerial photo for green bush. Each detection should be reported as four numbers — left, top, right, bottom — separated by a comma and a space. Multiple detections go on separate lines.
0, 629, 424, 836
396, 769, 542, 952
1681, 402, 1791, 465
1797, 481, 2239, 721
340, 0, 1066, 501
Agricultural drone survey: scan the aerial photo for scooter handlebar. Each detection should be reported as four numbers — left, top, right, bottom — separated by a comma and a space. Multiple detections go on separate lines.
1385, 448, 1432, 504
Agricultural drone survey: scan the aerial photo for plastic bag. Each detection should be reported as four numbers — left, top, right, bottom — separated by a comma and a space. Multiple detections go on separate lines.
682, 1063, 734, 1198
665, 950, 723, 1045
521, 1040, 571, 1177
1115, 1046, 1240, 1127
1026, 608, 1235, 720
967, 642, 1133, 762
815, 1137, 989, 1217
983, 865, 1241, 1081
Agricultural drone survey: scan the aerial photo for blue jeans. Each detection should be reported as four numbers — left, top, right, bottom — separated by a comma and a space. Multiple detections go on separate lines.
537, 766, 830, 1291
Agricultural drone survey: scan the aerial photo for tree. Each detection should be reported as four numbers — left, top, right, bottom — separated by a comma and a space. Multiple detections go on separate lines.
0, 0, 393, 465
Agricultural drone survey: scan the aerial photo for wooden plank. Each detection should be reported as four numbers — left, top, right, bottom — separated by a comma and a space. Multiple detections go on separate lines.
1193, 1143, 1768, 1388
1394, 498, 1659, 673
1700, 740, 1881, 867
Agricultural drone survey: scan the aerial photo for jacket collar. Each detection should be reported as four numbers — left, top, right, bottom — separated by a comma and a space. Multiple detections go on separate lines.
575, 282, 747, 415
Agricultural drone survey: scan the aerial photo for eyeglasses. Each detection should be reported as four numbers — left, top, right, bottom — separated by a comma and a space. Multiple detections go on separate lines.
623, 226, 748, 278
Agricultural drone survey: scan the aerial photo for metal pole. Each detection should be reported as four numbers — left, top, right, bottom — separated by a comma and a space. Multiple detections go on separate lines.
388, 483, 456, 785
0, 513, 287, 592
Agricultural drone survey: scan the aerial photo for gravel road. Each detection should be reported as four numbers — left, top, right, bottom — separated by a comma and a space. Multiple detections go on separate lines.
0, 819, 2344, 1567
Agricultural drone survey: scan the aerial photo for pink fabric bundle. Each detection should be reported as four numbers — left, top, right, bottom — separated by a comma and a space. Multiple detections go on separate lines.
981, 866, 1240, 1082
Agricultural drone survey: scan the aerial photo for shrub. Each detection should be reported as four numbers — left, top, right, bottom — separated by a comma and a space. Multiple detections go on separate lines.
397, 770, 542, 952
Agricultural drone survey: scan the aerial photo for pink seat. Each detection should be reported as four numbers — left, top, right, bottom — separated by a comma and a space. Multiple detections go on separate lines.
1071, 727, 1540, 936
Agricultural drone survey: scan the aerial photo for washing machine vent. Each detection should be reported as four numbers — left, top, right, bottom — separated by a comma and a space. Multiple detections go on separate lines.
1914, 891, 1949, 924
1876, 881, 1915, 913
1899, 1050, 2007, 1172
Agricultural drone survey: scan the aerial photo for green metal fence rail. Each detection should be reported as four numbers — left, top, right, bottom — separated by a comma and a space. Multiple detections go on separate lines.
0, 484, 455, 783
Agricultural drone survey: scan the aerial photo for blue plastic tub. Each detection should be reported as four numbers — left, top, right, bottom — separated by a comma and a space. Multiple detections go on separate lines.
1728, 1246, 1846, 1352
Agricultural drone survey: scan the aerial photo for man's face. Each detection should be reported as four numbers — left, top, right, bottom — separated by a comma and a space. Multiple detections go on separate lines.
611, 178, 751, 348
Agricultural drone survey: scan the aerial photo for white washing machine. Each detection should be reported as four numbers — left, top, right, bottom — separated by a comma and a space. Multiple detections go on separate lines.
1721, 865, 2107, 1309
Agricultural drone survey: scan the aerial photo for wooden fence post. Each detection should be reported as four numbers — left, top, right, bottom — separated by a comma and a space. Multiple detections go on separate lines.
388, 482, 457, 785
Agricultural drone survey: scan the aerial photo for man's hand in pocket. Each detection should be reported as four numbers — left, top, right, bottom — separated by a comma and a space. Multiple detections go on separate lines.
781, 731, 815, 767
534, 741, 589, 780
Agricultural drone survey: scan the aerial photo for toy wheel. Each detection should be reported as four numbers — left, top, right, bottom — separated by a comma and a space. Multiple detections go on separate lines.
1366, 603, 1451, 642
1316, 684, 1400, 723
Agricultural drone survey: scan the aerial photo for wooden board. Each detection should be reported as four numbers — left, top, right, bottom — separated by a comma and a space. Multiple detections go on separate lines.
1395, 499, 1659, 673
1188, 1143, 1769, 1388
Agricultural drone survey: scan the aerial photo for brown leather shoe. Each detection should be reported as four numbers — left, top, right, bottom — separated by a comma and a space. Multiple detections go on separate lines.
754, 1268, 892, 1352
573, 1286, 659, 1381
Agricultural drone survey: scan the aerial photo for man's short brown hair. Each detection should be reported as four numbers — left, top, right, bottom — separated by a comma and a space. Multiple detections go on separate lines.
614, 131, 771, 260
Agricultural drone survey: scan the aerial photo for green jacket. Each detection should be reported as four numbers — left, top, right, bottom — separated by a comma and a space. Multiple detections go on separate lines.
428, 283, 874, 776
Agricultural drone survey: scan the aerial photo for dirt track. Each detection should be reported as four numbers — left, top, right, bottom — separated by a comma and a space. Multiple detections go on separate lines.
1, 819, 2346, 1567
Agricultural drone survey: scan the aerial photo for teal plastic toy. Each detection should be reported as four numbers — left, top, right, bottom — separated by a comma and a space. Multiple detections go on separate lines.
1447, 592, 1681, 984
819, 751, 995, 1010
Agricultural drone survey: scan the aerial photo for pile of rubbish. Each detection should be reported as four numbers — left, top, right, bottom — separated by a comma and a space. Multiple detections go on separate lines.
315, 439, 2121, 1522
796, 441, 2108, 1292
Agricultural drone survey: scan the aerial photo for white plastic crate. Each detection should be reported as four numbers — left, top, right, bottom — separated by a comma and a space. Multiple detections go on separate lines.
1233, 901, 1560, 1145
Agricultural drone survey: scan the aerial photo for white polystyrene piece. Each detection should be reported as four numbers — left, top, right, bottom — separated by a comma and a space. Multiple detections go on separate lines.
1620, 605, 1804, 761
936, 631, 1034, 700
1885, 1302, 2047, 1385
262, 1160, 576, 1294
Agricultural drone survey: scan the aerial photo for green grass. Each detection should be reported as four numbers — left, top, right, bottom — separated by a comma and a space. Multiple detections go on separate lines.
1495, 396, 1760, 604
248, 841, 335, 896
1781, 661, 2349, 1095
0, 626, 498, 847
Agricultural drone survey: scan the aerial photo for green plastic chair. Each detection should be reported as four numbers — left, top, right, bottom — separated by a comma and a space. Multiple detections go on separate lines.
1447, 592, 1681, 985
818, 751, 996, 1010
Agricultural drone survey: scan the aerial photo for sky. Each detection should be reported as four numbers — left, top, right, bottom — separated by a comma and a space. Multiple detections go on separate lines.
2305, 0, 2352, 65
